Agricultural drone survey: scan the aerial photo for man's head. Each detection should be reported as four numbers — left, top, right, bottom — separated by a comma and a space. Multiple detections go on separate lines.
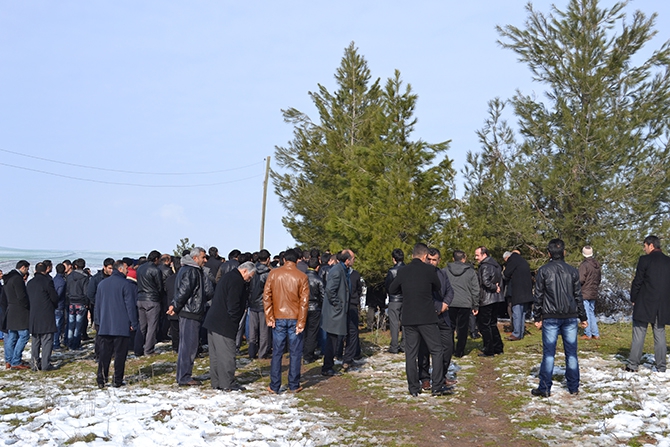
392, 248, 404, 264
102, 257, 115, 276
160, 254, 172, 265
56, 263, 65, 275
191, 247, 207, 267
308, 257, 320, 270
43, 260, 53, 274
16, 260, 30, 275
147, 250, 161, 264
412, 243, 429, 262
283, 249, 299, 264
582, 246, 594, 258
337, 249, 355, 267
208, 247, 219, 259
302, 250, 310, 261
427, 247, 441, 267
63, 259, 73, 275
474, 247, 489, 264
503, 251, 512, 262
547, 238, 566, 260
114, 259, 128, 276
228, 249, 241, 261
643, 235, 661, 254
35, 262, 47, 275
238, 261, 257, 282
453, 250, 467, 263
257, 249, 271, 265
73, 258, 86, 271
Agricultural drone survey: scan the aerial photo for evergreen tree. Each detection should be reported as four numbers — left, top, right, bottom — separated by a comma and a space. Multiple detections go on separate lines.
274, 43, 454, 282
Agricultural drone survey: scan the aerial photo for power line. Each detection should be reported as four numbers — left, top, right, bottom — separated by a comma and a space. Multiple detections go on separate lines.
0, 148, 263, 175
0, 162, 263, 188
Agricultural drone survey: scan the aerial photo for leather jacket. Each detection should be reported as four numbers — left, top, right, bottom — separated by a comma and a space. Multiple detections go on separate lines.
136, 262, 164, 302
172, 257, 214, 321
248, 262, 271, 311
306, 269, 325, 311
263, 261, 309, 330
385, 262, 405, 302
533, 259, 586, 321
477, 256, 504, 307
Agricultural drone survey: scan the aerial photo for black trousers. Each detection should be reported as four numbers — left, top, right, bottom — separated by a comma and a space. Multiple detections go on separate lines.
418, 318, 454, 382
449, 307, 471, 357
478, 303, 504, 355
169, 318, 180, 352
303, 309, 321, 361
322, 332, 340, 373
343, 305, 360, 363
404, 324, 443, 394
97, 335, 130, 387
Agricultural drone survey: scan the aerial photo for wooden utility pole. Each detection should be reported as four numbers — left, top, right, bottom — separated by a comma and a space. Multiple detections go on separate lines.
260, 156, 271, 250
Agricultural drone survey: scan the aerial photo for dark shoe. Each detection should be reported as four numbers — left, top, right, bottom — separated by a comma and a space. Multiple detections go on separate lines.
303, 357, 315, 365
625, 366, 637, 372
321, 369, 341, 377
478, 353, 494, 357
97, 383, 105, 389
506, 335, 521, 341
569, 390, 579, 395
453, 353, 464, 358
113, 382, 126, 388
179, 380, 201, 387
445, 379, 458, 387
531, 388, 550, 398
224, 383, 246, 392
387, 349, 399, 354
432, 386, 454, 396
409, 390, 420, 397
470, 332, 481, 339
10, 364, 30, 370
421, 380, 431, 390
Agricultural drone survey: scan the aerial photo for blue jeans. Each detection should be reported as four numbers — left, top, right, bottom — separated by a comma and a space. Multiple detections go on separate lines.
511, 303, 528, 339
583, 300, 599, 337
5, 329, 30, 366
67, 304, 88, 349
539, 318, 580, 394
270, 319, 303, 392
53, 309, 65, 349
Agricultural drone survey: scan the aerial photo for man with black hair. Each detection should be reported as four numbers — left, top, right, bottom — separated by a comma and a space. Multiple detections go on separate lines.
263, 248, 309, 393
303, 256, 325, 364
1, 260, 31, 369
503, 250, 533, 341
321, 250, 351, 376
532, 238, 587, 397
474, 247, 504, 357
389, 244, 450, 396
385, 248, 405, 354
136, 250, 165, 356
95, 260, 140, 388
446, 250, 480, 358
342, 250, 363, 370
205, 247, 223, 283
215, 249, 241, 283
52, 263, 67, 351
87, 258, 114, 341
627, 235, 670, 373
248, 249, 272, 359
28, 262, 59, 371
66, 258, 90, 350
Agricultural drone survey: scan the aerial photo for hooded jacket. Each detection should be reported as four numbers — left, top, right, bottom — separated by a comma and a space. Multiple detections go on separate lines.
445, 262, 480, 310
66, 269, 90, 305
248, 262, 271, 311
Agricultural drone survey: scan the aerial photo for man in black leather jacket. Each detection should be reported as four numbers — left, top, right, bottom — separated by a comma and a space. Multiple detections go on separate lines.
385, 249, 405, 354
136, 250, 165, 356
167, 247, 214, 386
303, 257, 325, 364
531, 238, 587, 397
474, 247, 504, 357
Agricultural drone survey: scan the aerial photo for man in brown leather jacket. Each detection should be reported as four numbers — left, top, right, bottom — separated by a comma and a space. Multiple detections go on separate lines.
263, 249, 310, 393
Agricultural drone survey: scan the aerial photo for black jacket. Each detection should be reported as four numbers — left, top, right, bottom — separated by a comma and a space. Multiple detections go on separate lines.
27, 273, 59, 335
503, 253, 534, 305
630, 249, 670, 325
385, 262, 405, 303
215, 259, 239, 283
203, 269, 248, 339
2, 270, 30, 331
87, 270, 109, 306
349, 269, 363, 307
389, 258, 440, 326
66, 270, 90, 305
533, 259, 586, 321
172, 256, 215, 321
306, 268, 325, 311
137, 262, 165, 302
477, 256, 504, 307
433, 267, 454, 326
248, 263, 271, 311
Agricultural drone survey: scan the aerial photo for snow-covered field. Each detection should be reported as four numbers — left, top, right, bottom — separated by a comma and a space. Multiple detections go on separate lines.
2, 330, 670, 446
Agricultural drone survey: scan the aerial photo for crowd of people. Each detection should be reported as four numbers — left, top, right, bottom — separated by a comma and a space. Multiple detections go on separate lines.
0, 235, 666, 398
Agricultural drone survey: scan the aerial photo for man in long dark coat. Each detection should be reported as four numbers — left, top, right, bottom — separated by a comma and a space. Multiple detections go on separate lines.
27, 263, 59, 371
503, 250, 534, 341
627, 235, 670, 372
1, 260, 31, 370
320, 250, 350, 376
94, 260, 140, 388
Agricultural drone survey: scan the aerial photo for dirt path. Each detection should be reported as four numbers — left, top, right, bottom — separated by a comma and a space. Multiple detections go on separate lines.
301, 354, 543, 446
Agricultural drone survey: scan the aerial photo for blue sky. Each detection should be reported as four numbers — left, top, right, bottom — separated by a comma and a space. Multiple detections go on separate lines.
1, 0, 668, 256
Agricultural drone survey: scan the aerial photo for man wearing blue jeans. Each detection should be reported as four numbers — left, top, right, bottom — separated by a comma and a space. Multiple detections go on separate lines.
579, 246, 602, 340
532, 239, 587, 397
263, 249, 310, 393
1, 260, 31, 370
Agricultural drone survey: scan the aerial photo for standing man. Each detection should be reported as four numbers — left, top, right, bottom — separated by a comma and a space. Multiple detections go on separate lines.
2, 261, 31, 369
426, 248, 455, 387
503, 250, 534, 341
136, 250, 165, 356
263, 249, 309, 393
27, 263, 59, 371
342, 250, 362, 371
66, 258, 90, 350
167, 247, 214, 386
389, 243, 451, 397
303, 257, 325, 364
474, 247, 504, 357
52, 263, 67, 351
95, 260, 140, 388
203, 261, 256, 391
385, 249, 405, 354
320, 250, 351, 376
579, 246, 602, 340
627, 235, 670, 373
446, 250, 480, 358
247, 249, 272, 359
532, 238, 587, 397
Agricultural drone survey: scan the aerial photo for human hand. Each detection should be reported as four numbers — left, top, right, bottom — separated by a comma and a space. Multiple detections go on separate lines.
579, 321, 588, 329
534, 321, 542, 330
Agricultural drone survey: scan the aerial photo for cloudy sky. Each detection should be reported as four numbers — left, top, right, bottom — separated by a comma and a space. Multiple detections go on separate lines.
1, 0, 668, 256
